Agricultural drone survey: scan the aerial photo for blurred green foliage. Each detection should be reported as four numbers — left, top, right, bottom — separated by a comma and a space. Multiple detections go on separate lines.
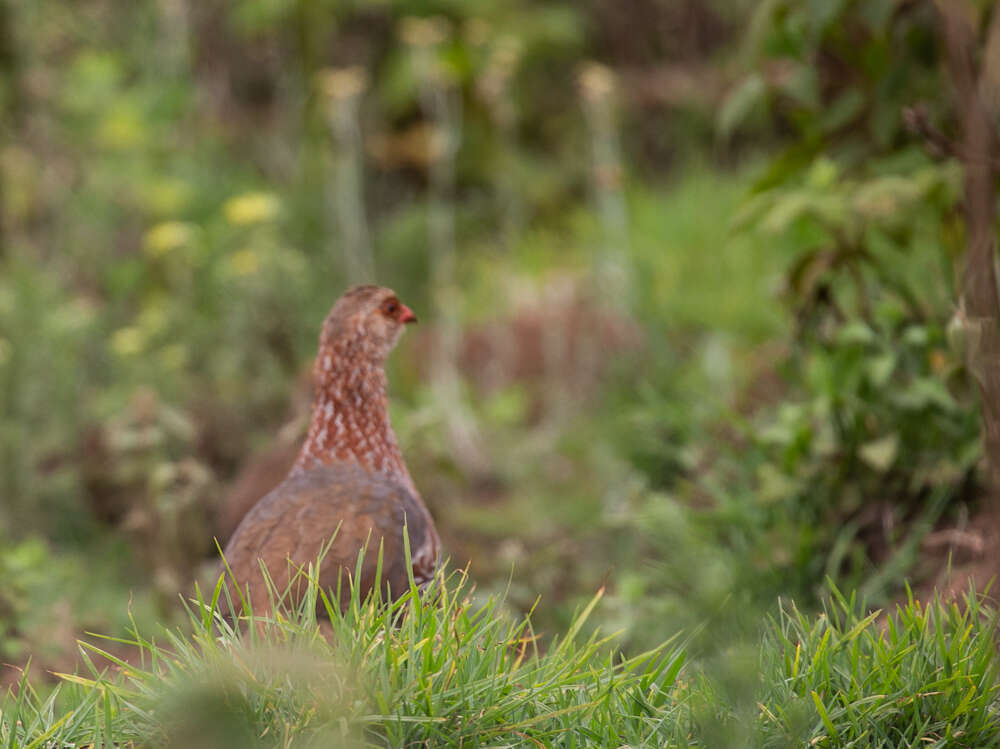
0, 0, 747, 662
731, 154, 978, 595
2, 0, 999, 740
721, 0, 941, 156
712, 0, 984, 600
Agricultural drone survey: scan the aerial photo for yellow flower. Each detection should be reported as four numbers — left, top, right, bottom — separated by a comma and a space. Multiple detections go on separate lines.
144, 221, 195, 257
111, 326, 145, 357
97, 105, 145, 150
223, 192, 281, 225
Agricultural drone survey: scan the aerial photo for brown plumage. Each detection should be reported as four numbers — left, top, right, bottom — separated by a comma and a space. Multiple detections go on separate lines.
223, 285, 439, 614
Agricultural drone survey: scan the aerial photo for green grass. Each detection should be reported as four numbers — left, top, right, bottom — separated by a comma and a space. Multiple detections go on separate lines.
3, 556, 999, 748
759, 585, 1000, 748
627, 166, 796, 344
0, 556, 689, 748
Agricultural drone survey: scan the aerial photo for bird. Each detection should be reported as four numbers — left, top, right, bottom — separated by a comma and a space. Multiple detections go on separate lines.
222, 285, 439, 616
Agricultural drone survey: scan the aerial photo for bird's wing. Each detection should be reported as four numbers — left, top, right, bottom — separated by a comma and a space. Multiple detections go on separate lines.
222, 464, 438, 610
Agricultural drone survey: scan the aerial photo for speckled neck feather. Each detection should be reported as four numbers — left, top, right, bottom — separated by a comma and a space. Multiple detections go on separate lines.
294, 335, 416, 496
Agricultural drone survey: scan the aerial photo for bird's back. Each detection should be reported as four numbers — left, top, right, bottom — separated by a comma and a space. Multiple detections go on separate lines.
222, 463, 435, 615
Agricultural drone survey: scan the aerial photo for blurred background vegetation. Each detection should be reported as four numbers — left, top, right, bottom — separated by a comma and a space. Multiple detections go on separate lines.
1, 0, 997, 707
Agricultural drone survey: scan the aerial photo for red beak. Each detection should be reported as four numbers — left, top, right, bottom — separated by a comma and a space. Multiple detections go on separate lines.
399, 304, 417, 324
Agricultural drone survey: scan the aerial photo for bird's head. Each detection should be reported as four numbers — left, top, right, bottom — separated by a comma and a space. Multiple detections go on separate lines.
319, 285, 417, 366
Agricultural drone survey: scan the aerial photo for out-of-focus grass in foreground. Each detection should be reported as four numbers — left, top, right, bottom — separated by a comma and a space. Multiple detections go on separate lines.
3, 556, 999, 748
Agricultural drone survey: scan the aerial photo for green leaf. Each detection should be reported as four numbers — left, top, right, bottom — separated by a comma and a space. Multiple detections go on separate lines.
810, 689, 840, 740
866, 353, 896, 387
805, 157, 839, 188
717, 73, 766, 141
836, 321, 876, 345
807, 0, 849, 35
749, 142, 823, 194
858, 0, 902, 31
820, 87, 864, 133
852, 175, 926, 222
902, 325, 929, 346
760, 191, 846, 233
778, 63, 820, 110
859, 433, 899, 472
895, 377, 957, 411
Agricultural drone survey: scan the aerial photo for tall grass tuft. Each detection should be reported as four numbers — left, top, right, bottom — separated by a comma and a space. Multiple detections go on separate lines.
758, 584, 1000, 748
1, 555, 688, 747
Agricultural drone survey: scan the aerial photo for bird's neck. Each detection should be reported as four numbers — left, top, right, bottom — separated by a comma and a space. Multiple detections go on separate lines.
293, 348, 416, 494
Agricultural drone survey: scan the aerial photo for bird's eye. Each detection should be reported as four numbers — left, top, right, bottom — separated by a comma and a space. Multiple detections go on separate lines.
381, 299, 399, 317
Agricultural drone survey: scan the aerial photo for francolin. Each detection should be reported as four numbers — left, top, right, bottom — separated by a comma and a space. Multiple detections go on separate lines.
223, 285, 439, 614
